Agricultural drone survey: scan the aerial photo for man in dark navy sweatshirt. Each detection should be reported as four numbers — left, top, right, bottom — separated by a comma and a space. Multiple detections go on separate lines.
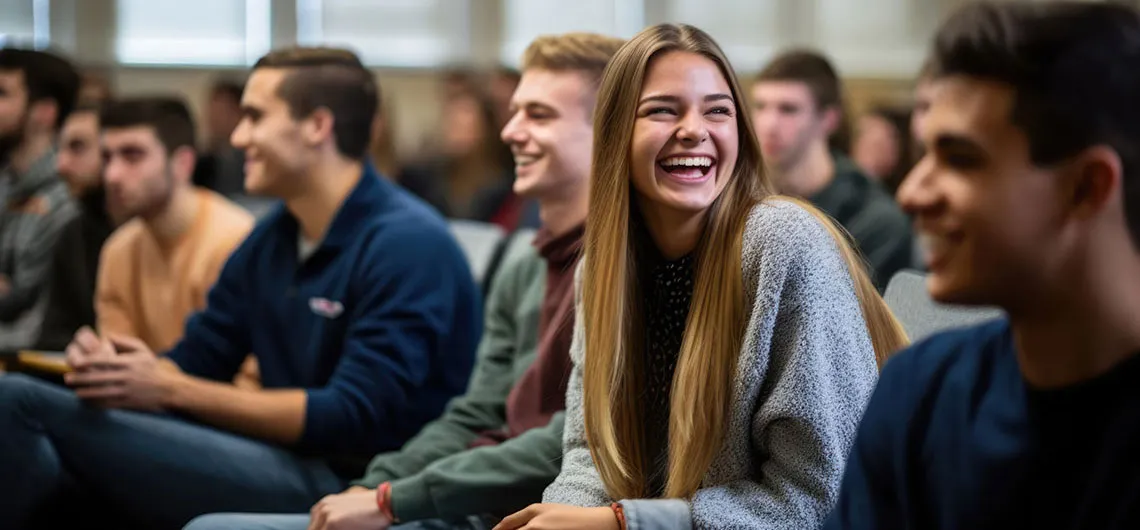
825, 3, 1140, 529
0, 47, 482, 530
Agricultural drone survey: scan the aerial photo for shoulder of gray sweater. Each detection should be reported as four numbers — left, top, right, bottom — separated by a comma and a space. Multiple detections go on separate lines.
740, 198, 855, 299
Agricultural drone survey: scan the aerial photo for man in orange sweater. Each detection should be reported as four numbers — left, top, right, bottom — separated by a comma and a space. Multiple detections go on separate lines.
95, 97, 255, 376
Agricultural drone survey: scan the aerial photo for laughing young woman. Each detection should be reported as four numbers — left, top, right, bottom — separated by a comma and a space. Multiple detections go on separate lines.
494, 24, 907, 530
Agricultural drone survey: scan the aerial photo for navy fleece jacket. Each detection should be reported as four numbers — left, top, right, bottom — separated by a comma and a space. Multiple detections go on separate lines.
167, 164, 482, 460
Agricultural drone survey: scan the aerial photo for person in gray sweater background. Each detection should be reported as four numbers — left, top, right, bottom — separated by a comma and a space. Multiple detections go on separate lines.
495, 23, 907, 530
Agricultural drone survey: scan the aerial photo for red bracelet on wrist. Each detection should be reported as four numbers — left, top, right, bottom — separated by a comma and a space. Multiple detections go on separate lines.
376, 482, 396, 522
611, 502, 628, 530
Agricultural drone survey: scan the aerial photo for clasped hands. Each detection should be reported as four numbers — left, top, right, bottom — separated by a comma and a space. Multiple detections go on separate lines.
63, 326, 183, 411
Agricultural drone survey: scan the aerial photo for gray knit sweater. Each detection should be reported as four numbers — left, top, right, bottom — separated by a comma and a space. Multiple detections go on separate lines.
542, 199, 880, 529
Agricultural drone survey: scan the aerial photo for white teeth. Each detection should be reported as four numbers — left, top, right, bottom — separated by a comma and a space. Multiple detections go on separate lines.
514, 154, 540, 166
660, 156, 713, 168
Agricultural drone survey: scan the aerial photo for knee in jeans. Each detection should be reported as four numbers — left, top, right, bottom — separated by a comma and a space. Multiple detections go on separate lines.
0, 373, 56, 417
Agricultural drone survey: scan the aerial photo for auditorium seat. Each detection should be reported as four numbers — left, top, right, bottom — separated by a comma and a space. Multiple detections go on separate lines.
884, 270, 1004, 343
448, 219, 506, 285
228, 193, 280, 220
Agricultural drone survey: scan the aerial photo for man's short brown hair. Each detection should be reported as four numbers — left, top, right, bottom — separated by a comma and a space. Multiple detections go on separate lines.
520, 33, 626, 88
253, 47, 377, 160
756, 49, 842, 112
756, 49, 850, 153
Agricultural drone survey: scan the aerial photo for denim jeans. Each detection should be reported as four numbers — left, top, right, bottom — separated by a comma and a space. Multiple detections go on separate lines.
0, 373, 347, 530
183, 513, 499, 530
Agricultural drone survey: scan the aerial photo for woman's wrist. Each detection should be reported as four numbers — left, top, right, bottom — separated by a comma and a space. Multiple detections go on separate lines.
610, 502, 628, 530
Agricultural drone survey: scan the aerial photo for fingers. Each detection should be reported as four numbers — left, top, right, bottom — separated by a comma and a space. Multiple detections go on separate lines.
65, 367, 127, 387
67, 327, 117, 370
108, 334, 151, 355
494, 504, 543, 530
75, 327, 102, 352
66, 342, 89, 370
309, 495, 333, 530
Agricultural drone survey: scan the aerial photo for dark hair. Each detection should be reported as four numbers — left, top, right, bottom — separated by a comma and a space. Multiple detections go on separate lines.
863, 104, 914, 194
100, 96, 196, 154
0, 47, 80, 130
930, 1, 1140, 244
495, 65, 520, 81
210, 79, 244, 106
253, 47, 378, 159
447, 85, 514, 171
756, 49, 851, 154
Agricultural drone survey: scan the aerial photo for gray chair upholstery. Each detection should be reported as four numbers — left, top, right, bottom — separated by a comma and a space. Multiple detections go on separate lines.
228, 194, 280, 220
884, 269, 1004, 343
448, 220, 507, 285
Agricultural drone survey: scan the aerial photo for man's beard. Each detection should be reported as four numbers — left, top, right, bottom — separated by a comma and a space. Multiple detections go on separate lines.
109, 167, 177, 224
0, 109, 28, 167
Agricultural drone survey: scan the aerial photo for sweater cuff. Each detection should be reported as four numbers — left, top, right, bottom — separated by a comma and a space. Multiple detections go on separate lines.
619, 499, 692, 530
388, 474, 437, 522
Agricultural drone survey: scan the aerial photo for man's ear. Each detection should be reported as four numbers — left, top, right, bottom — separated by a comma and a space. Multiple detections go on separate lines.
171, 145, 198, 184
301, 107, 335, 148
1066, 145, 1122, 219
820, 105, 841, 136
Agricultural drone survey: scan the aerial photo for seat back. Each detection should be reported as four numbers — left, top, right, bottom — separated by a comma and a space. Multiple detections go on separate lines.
448, 220, 507, 285
228, 194, 280, 220
884, 270, 1004, 343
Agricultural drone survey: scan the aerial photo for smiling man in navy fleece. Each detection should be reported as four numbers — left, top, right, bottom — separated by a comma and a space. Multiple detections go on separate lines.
0, 47, 482, 530
825, 2, 1140, 529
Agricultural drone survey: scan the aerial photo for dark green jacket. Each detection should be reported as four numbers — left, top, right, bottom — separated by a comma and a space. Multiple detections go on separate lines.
811, 155, 915, 290
352, 238, 564, 521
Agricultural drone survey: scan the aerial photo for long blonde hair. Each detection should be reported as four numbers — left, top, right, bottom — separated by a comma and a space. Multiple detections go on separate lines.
582, 23, 907, 502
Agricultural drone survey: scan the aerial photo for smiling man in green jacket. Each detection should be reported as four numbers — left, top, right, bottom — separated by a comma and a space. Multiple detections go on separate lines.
184, 32, 625, 530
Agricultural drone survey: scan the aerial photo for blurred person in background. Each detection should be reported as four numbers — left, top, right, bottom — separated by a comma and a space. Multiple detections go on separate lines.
400, 86, 532, 231
752, 49, 913, 290
0, 47, 80, 348
94, 96, 255, 366
852, 104, 914, 195
193, 79, 246, 196
77, 70, 113, 106
490, 65, 521, 129
369, 94, 399, 179
34, 102, 117, 351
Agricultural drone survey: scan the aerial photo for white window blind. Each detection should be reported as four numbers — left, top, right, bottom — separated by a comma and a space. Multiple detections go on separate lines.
500, 0, 644, 67
114, 0, 271, 66
296, 0, 471, 68
816, 0, 924, 77
657, 0, 784, 72
0, 0, 49, 49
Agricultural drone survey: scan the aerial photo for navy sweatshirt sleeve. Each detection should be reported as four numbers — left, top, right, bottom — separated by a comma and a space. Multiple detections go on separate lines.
823, 350, 917, 530
166, 235, 253, 379
300, 220, 481, 454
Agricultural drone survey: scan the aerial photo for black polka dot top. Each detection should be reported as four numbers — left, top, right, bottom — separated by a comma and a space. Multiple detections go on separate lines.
642, 251, 694, 497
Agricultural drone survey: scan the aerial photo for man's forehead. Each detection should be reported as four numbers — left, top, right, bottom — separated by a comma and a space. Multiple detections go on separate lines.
243, 68, 286, 103
62, 114, 98, 137
927, 77, 1016, 137
514, 69, 587, 106
750, 80, 811, 102
102, 126, 160, 147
